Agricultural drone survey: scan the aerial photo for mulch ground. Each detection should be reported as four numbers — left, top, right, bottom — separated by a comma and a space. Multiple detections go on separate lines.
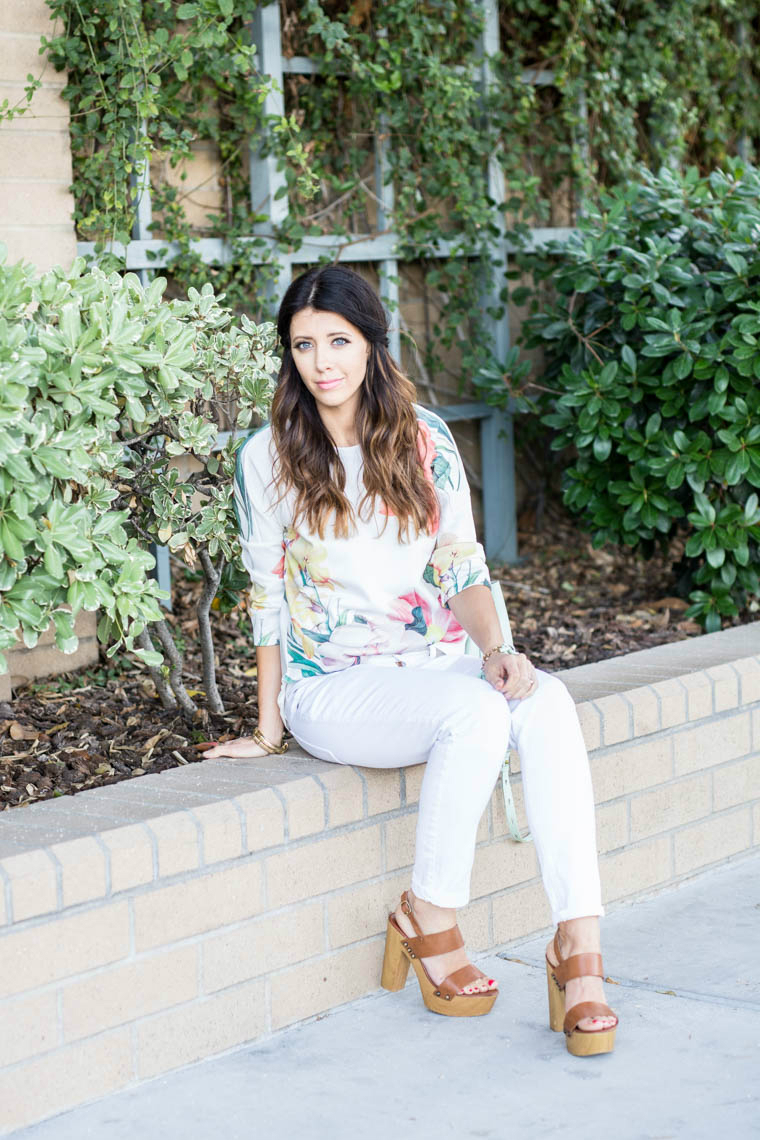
1, 513, 755, 812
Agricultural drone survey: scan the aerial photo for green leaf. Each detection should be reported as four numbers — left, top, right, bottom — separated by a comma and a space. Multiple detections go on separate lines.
7, 595, 44, 627
132, 646, 164, 667
693, 492, 716, 523
5, 514, 36, 542
52, 610, 78, 653
43, 543, 64, 578
673, 353, 693, 380
621, 345, 636, 373
704, 611, 722, 633
0, 520, 25, 561
666, 461, 684, 489
592, 436, 612, 462
725, 250, 747, 276
36, 447, 78, 480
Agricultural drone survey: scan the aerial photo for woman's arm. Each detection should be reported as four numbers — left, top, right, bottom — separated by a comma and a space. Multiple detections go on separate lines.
203, 436, 287, 760
256, 643, 284, 744
447, 584, 535, 701
201, 643, 283, 760
446, 583, 502, 652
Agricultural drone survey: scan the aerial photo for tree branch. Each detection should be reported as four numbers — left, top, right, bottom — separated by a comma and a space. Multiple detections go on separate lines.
197, 548, 225, 714
150, 618, 198, 721
136, 629, 177, 710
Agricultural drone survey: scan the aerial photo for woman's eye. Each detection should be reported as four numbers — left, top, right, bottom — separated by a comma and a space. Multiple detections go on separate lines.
294, 341, 311, 351
332, 337, 348, 346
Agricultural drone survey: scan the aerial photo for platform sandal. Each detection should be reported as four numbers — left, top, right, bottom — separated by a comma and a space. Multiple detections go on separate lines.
545, 931, 618, 1056
380, 891, 498, 1017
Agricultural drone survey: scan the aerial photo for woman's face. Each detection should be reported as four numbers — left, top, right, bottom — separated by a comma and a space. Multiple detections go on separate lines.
289, 307, 370, 422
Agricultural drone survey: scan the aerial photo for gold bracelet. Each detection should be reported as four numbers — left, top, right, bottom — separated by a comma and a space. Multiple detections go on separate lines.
482, 643, 519, 664
253, 727, 289, 755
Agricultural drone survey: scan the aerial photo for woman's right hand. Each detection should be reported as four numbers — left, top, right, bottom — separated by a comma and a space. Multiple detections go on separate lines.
197, 736, 272, 761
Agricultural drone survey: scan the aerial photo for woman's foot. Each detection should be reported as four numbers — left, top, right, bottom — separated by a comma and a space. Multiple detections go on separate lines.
394, 890, 497, 996
545, 916, 616, 1031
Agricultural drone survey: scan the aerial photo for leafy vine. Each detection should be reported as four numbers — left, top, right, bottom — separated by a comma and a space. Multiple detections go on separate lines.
39, 1, 760, 397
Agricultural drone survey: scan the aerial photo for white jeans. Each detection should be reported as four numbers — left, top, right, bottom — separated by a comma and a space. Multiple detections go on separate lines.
282, 650, 603, 923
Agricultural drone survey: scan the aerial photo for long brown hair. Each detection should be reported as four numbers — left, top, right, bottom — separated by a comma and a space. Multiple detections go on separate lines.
271, 265, 438, 541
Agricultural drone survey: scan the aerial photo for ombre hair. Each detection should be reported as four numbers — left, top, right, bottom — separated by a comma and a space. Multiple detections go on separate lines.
270, 265, 438, 541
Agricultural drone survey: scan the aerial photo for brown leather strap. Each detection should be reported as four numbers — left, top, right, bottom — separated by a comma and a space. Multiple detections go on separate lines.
400, 892, 423, 937
564, 1001, 618, 1035
438, 964, 483, 996
406, 927, 464, 957
552, 951, 604, 987
399, 891, 464, 958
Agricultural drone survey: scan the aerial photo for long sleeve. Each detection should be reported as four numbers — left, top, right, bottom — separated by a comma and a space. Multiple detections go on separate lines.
419, 410, 491, 607
233, 431, 285, 646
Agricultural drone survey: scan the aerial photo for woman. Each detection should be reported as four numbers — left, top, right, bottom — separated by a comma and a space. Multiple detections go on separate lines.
202, 265, 618, 1055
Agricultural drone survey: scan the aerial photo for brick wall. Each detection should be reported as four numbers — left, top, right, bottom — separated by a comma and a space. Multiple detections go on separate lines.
0, 0, 76, 270
0, 629, 758, 1132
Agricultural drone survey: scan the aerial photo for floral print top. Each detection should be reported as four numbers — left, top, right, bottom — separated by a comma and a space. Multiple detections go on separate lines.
233, 405, 491, 684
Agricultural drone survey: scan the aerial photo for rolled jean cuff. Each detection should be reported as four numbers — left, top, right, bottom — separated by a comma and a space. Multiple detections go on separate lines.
551, 902, 605, 925
410, 873, 470, 911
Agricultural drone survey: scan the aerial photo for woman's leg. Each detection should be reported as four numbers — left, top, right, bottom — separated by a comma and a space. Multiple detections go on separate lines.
420, 657, 613, 1029
504, 667, 615, 1031
283, 657, 510, 993
506, 668, 603, 924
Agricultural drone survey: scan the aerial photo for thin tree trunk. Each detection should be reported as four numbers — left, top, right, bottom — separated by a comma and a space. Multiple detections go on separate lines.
151, 618, 198, 721
197, 549, 224, 714
136, 629, 177, 710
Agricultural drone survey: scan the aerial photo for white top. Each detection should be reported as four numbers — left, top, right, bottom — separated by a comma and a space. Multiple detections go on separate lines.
233, 404, 491, 685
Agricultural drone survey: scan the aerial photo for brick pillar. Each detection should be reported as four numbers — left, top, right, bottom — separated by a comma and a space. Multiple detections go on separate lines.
0, 3, 96, 699
0, 0, 77, 270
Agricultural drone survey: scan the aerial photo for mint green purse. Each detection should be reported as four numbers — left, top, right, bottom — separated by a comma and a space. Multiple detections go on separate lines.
464, 580, 532, 844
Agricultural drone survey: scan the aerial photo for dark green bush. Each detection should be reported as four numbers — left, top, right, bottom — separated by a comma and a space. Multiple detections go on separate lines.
522, 160, 760, 631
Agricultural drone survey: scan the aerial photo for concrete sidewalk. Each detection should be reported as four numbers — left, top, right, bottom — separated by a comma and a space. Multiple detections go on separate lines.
11, 853, 760, 1140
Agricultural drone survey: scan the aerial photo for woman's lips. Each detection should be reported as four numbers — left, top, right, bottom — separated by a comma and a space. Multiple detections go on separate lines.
316, 377, 344, 389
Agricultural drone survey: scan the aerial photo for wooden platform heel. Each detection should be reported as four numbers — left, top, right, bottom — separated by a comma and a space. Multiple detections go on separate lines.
380, 892, 498, 1018
545, 932, 618, 1056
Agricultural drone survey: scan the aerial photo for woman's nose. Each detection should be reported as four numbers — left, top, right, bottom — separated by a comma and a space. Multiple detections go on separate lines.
313, 346, 333, 373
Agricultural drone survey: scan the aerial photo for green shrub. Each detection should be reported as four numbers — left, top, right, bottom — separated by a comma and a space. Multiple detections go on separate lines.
0, 249, 278, 713
516, 160, 760, 631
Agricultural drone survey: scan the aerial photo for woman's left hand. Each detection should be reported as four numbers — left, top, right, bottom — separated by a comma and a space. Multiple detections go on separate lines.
482, 651, 537, 700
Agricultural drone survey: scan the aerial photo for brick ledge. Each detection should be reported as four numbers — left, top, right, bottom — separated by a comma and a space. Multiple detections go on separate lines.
0, 624, 758, 925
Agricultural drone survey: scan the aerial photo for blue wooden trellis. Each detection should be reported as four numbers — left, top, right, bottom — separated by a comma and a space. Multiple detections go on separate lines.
85, 2, 577, 599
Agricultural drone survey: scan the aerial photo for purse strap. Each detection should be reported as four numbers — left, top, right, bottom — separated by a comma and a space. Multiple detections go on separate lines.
502, 753, 532, 844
